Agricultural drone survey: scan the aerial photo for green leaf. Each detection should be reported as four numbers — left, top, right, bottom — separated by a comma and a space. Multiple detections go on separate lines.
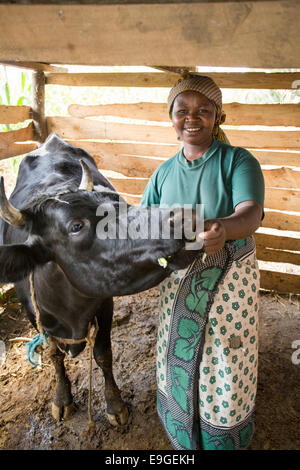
223, 437, 235, 450
200, 267, 222, 290
176, 428, 192, 449
5, 82, 10, 105
173, 366, 189, 390
166, 411, 177, 437
201, 430, 216, 450
185, 292, 198, 311
240, 422, 253, 448
21, 72, 26, 92
174, 338, 194, 361
17, 96, 25, 106
178, 317, 199, 338
193, 290, 209, 316
171, 384, 188, 413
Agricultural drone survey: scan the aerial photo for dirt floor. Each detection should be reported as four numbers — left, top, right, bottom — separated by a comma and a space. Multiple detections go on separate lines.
0, 284, 299, 451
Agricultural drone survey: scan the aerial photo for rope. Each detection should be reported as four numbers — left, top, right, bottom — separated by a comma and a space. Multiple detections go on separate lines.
28, 271, 99, 429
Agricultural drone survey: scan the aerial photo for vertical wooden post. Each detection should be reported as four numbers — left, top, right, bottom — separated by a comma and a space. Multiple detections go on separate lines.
32, 70, 47, 143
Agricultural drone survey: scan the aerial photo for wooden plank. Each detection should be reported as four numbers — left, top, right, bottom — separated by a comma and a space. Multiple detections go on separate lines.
254, 232, 300, 252
47, 116, 176, 143
121, 194, 142, 206
256, 247, 300, 265
224, 103, 300, 127
47, 71, 300, 89
251, 150, 300, 168
67, 140, 169, 178
68, 102, 300, 127
264, 188, 299, 212
32, 71, 47, 142
109, 177, 148, 195
263, 168, 300, 190
225, 129, 300, 150
0, 3, 299, 68
259, 270, 300, 294
0, 61, 67, 73
67, 140, 300, 174
0, 105, 31, 124
0, 142, 38, 160
115, 182, 300, 211
48, 116, 300, 149
68, 103, 169, 121
0, 123, 34, 149
261, 211, 300, 232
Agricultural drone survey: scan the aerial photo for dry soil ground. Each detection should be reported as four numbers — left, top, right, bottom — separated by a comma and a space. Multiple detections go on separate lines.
0, 286, 299, 451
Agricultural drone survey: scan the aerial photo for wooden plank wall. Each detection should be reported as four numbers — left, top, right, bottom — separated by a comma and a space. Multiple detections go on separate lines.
0, 105, 38, 159
0, 70, 299, 294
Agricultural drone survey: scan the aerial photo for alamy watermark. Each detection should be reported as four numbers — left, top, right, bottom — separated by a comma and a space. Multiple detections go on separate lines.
291, 340, 300, 365
95, 202, 204, 250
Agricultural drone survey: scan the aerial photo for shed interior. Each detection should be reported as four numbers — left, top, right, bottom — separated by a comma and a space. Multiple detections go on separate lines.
0, 1, 299, 294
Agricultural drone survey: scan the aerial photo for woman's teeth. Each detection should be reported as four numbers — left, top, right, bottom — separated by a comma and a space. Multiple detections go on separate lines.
185, 128, 201, 132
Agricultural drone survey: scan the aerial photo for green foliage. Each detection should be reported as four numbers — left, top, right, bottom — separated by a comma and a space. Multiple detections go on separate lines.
0, 65, 32, 176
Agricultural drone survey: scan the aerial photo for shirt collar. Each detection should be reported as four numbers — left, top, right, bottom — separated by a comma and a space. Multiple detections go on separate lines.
177, 139, 220, 168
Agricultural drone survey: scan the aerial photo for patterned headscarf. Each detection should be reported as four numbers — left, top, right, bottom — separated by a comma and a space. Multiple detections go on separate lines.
167, 74, 229, 144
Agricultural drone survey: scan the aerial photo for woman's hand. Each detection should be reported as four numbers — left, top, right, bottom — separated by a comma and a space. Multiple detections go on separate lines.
196, 219, 227, 256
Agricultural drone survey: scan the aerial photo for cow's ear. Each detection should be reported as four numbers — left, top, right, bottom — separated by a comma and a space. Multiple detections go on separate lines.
0, 242, 53, 283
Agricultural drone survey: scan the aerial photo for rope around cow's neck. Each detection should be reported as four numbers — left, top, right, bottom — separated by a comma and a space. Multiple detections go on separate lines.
29, 271, 99, 430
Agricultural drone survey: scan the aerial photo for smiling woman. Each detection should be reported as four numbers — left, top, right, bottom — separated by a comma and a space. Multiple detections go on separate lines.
141, 73, 265, 450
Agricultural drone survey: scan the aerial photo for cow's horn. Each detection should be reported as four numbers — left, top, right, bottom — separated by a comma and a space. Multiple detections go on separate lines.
79, 160, 94, 191
0, 177, 26, 226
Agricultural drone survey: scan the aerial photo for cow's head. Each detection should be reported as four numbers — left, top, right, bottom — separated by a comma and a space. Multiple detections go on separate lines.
0, 161, 199, 298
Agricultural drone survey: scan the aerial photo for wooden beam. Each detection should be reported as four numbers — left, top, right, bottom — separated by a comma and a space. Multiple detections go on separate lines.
109, 177, 148, 195
67, 140, 171, 178
47, 72, 300, 89
256, 247, 300, 266
259, 270, 299, 294
0, 123, 34, 149
263, 168, 300, 190
68, 102, 300, 127
223, 103, 300, 128
251, 151, 300, 168
254, 232, 300, 252
264, 188, 299, 212
0, 61, 67, 73
32, 71, 47, 143
47, 116, 300, 149
261, 211, 300, 232
0, 142, 38, 160
0, 3, 299, 67
66, 141, 300, 185
0, 105, 32, 124
226, 129, 300, 150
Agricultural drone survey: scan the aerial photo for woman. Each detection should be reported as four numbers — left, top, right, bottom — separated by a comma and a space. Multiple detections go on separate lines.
141, 74, 265, 450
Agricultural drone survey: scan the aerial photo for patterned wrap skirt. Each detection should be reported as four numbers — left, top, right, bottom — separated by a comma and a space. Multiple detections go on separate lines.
156, 237, 259, 450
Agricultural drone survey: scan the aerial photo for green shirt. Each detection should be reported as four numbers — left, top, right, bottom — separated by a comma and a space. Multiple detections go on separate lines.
141, 139, 265, 219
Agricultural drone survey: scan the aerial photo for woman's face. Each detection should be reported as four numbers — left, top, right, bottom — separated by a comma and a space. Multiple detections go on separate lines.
171, 91, 216, 147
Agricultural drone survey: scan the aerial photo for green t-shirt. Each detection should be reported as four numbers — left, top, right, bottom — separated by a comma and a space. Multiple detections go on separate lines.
140, 139, 265, 219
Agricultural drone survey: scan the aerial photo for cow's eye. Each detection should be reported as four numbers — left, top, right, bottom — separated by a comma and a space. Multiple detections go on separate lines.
69, 220, 85, 234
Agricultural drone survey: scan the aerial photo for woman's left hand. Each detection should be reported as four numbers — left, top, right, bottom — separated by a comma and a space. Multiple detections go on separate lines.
196, 219, 227, 256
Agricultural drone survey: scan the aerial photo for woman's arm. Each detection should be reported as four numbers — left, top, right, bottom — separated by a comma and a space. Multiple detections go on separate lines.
196, 200, 263, 256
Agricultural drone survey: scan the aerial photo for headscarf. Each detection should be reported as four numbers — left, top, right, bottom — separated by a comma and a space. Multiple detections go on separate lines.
167, 74, 229, 144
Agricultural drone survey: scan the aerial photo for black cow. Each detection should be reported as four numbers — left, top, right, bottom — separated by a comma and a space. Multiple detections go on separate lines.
0, 134, 196, 426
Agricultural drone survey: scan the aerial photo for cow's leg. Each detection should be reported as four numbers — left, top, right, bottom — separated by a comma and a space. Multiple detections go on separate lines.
49, 340, 73, 421
94, 298, 129, 426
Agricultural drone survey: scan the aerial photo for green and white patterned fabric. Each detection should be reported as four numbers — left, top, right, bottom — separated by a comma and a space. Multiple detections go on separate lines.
156, 237, 259, 450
